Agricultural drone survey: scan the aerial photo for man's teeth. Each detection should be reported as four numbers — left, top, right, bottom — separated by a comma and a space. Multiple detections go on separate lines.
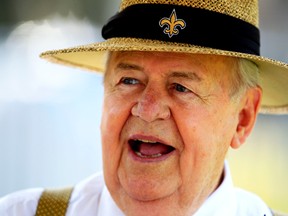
137, 139, 157, 144
135, 151, 162, 158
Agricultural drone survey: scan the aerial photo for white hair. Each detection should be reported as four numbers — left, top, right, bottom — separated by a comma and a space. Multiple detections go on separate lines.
230, 58, 260, 100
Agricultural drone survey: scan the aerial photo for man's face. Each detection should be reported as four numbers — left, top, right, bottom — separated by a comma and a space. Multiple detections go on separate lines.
101, 51, 245, 215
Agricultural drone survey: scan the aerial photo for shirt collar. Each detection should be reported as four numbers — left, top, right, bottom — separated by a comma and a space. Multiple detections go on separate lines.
194, 161, 237, 216
98, 186, 125, 216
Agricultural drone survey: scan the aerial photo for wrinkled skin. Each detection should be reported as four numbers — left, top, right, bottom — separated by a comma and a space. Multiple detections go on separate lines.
101, 51, 262, 216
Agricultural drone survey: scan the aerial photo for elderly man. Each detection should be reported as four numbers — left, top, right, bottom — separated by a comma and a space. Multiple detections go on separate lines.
1, 0, 288, 215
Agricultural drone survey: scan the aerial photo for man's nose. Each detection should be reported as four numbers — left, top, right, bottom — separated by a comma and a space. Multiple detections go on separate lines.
131, 85, 171, 122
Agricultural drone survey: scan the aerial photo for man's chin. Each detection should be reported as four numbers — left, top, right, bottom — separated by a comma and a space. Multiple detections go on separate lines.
118, 176, 179, 203
125, 189, 168, 202
114, 185, 191, 216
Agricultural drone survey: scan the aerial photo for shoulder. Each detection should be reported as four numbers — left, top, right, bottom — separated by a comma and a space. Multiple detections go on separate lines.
234, 188, 273, 216
66, 172, 106, 214
271, 211, 288, 216
0, 188, 43, 216
70, 172, 105, 203
0, 172, 106, 216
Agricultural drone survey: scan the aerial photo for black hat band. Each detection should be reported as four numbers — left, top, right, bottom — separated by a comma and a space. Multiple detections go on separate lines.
102, 4, 260, 56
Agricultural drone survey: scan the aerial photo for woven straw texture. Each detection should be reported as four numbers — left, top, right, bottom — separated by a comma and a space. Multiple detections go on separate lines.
35, 187, 73, 216
120, 0, 259, 27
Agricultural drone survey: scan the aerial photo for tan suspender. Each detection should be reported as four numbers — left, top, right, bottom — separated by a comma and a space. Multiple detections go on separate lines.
35, 187, 73, 216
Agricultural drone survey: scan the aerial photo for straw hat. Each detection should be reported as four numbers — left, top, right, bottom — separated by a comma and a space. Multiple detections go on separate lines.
40, 0, 288, 114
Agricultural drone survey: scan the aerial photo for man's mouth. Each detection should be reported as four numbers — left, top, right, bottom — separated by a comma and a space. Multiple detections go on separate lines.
128, 139, 175, 159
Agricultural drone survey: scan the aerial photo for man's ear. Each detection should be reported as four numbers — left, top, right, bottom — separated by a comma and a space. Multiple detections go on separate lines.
231, 86, 262, 149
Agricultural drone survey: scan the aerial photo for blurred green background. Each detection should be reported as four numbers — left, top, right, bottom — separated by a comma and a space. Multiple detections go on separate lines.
0, 0, 287, 213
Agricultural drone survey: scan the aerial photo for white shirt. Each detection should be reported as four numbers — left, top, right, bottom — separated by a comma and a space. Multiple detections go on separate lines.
0, 162, 273, 216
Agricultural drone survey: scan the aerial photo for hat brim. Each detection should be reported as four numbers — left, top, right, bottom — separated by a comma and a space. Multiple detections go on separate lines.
40, 37, 288, 114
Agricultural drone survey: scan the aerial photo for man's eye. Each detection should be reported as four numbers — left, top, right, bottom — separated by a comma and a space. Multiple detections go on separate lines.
174, 83, 191, 93
120, 77, 139, 85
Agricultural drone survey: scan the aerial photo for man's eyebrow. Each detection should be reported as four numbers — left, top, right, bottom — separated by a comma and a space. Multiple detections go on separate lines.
116, 62, 144, 71
115, 63, 202, 82
169, 71, 202, 82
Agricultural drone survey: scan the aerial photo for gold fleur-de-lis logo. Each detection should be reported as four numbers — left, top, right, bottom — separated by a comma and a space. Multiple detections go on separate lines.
159, 9, 186, 38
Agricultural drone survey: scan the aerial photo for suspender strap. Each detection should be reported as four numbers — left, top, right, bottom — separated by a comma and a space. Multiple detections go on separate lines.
35, 187, 73, 216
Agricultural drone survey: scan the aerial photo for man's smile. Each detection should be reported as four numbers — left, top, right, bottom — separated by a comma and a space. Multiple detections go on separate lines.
128, 135, 176, 162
